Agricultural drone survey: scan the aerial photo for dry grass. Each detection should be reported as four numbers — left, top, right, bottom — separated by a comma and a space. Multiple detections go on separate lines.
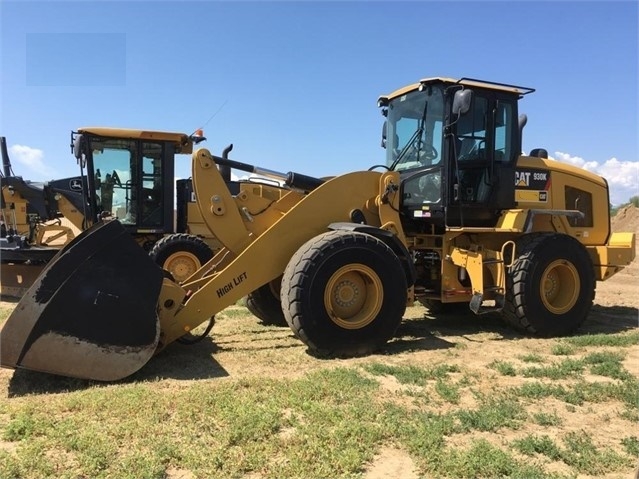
0, 270, 637, 478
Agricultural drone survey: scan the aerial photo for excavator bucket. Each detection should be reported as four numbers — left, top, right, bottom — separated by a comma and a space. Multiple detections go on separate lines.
0, 220, 164, 381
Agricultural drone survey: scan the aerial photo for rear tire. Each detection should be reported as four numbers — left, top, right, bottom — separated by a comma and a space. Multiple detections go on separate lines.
502, 233, 595, 336
149, 234, 213, 283
281, 230, 407, 357
246, 278, 287, 326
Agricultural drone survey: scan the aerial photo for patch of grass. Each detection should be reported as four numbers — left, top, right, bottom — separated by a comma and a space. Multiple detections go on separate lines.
0, 450, 21, 479
583, 350, 631, 380
433, 439, 552, 478
363, 362, 459, 385
434, 378, 460, 404
550, 343, 576, 356
583, 350, 626, 363
489, 360, 517, 376
516, 377, 639, 408
3, 409, 51, 442
562, 331, 639, 348
512, 434, 562, 460
518, 353, 545, 363
514, 432, 632, 476
0, 296, 636, 479
621, 436, 639, 457
219, 306, 251, 319
364, 363, 429, 385
384, 407, 455, 456
521, 358, 584, 380
456, 397, 526, 432
620, 408, 639, 422
515, 381, 586, 405
560, 430, 631, 475
531, 410, 563, 427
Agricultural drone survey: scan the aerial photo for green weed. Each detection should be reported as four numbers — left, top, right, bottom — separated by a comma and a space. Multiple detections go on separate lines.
531, 411, 563, 426
550, 343, 576, 356
512, 434, 562, 460
489, 360, 517, 376
521, 358, 584, 380
563, 331, 639, 348
518, 353, 545, 363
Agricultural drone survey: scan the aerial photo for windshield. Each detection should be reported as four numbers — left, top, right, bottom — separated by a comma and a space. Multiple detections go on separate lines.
87, 137, 164, 227
386, 86, 445, 171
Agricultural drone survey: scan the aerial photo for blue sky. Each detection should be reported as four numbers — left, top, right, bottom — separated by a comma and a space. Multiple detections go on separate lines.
1, 0, 637, 205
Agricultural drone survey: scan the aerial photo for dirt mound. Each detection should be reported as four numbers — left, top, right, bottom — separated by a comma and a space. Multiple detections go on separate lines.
611, 204, 639, 233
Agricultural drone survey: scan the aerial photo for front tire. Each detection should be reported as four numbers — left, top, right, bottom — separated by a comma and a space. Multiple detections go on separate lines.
149, 234, 214, 283
281, 230, 407, 356
502, 233, 595, 336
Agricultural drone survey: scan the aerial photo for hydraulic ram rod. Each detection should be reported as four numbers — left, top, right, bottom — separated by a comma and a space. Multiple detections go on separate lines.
211, 154, 325, 192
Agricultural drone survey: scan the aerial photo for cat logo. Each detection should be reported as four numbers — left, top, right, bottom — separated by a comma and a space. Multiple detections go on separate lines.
515, 171, 530, 187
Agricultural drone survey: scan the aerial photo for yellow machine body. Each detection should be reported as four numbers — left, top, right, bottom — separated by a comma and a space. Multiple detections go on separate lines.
0, 77, 634, 381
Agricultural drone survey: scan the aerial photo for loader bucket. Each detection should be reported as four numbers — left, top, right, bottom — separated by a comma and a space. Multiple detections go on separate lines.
0, 220, 164, 381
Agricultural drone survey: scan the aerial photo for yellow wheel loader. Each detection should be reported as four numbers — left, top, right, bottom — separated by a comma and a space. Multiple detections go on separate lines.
2, 130, 233, 295
1, 77, 635, 381
69, 127, 223, 284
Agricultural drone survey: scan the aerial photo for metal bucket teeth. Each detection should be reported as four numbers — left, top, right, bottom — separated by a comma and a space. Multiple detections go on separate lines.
0, 220, 164, 381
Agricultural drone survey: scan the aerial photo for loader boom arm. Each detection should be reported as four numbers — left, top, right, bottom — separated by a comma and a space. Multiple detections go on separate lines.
155, 148, 404, 348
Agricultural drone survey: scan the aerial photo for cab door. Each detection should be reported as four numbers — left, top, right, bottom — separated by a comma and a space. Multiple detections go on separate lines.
446, 91, 518, 227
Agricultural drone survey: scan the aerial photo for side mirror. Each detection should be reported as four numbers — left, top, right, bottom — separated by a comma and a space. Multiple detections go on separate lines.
381, 120, 387, 149
452, 89, 473, 116
73, 134, 86, 160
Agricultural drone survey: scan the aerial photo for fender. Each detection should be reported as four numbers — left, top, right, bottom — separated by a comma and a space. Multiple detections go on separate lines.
328, 222, 416, 286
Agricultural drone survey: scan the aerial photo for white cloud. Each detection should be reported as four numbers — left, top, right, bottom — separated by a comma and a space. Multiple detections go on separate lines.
8, 144, 56, 179
553, 152, 639, 206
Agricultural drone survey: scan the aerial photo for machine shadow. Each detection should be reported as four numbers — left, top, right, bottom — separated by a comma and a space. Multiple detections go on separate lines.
0, 295, 20, 304
7, 338, 228, 397
582, 304, 639, 334
385, 302, 639, 353
400, 310, 520, 341
130, 338, 229, 382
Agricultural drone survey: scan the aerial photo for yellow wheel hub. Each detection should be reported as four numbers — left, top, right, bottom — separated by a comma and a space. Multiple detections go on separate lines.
324, 264, 383, 329
540, 259, 580, 314
163, 251, 201, 283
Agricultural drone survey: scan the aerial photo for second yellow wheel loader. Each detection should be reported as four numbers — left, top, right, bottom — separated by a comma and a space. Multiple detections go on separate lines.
0, 76, 635, 381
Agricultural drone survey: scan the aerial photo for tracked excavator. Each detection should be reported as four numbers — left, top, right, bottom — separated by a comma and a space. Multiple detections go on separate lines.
1, 77, 634, 381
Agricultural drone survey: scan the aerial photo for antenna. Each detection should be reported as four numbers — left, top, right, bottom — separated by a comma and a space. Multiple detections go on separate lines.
189, 99, 229, 138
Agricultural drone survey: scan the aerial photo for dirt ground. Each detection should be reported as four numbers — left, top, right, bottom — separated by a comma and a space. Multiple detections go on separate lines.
1, 207, 638, 478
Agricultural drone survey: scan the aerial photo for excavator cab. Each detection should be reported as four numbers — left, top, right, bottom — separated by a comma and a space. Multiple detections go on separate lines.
380, 77, 534, 230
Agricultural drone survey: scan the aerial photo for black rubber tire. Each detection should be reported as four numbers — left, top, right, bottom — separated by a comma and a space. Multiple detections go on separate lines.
502, 233, 595, 336
246, 279, 287, 326
281, 230, 407, 357
149, 234, 213, 283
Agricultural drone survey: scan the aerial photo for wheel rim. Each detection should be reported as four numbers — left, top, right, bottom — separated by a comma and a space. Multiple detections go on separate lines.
163, 251, 201, 283
324, 264, 383, 330
540, 259, 580, 314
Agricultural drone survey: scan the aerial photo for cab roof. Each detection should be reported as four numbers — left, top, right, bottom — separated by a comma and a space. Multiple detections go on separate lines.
378, 77, 535, 105
77, 127, 199, 154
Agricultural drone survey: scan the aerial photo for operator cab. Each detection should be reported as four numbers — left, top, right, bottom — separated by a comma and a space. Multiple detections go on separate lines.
380, 77, 533, 231
72, 128, 199, 234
